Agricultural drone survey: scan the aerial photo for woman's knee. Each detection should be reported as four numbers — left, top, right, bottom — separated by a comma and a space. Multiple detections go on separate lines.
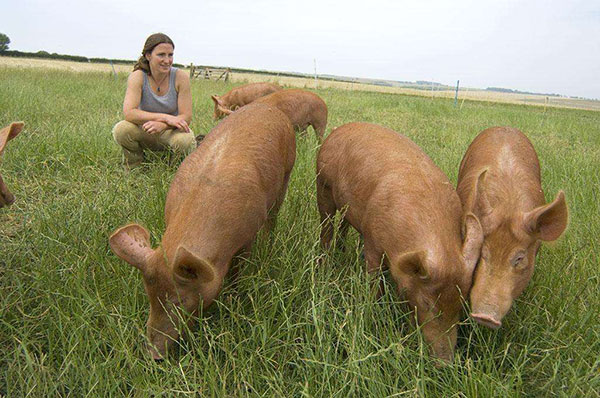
112, 120, 139, 146
169, 132, 196, 154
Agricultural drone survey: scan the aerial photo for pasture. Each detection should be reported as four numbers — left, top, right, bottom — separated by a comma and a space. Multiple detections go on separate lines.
4, 56, 600, 112
0, 66, 598, 397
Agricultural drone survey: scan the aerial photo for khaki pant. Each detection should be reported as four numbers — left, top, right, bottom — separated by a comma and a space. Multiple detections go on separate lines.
112, 120, 196, 167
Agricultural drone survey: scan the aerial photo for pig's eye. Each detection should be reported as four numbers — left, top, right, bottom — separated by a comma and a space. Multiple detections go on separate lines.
511, 251, 527, 267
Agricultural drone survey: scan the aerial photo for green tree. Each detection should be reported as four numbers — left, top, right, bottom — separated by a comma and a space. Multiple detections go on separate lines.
0, 33, 10, 51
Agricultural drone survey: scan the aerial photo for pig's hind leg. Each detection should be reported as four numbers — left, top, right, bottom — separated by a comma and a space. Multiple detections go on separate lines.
317, 178, 337, 250
312, 113, 327, 143
264, 171, 292, 235
335, 219, 350, 252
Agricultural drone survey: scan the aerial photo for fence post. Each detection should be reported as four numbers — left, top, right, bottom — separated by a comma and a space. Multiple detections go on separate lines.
454, 80, 460, 107
189, 63, 194, 79
109, 60, 117, 80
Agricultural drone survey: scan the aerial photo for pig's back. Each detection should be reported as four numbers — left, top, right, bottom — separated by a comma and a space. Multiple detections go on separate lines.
457, 127, 543, 207
228, 83, 282, 105
319, 122, 447, 192
318, 122, 459, 232
256, 89, 323, 108
458, 127, 541, 182
165, 103, 295, 221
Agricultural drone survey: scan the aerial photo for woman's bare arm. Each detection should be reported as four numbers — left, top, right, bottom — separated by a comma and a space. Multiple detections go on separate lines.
123, 70, 191, 133
123, 71, 172, 125
175, 70, 192, 125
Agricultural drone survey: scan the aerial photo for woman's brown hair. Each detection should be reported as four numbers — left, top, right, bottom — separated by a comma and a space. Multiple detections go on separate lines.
133, 33, 175, 76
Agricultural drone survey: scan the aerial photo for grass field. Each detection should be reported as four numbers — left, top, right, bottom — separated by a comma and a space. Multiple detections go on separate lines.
3, 56, 600, 112
1, 66, 599, 397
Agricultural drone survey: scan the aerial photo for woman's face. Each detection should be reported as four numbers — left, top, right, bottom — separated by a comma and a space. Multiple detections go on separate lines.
146, 43, 174, 74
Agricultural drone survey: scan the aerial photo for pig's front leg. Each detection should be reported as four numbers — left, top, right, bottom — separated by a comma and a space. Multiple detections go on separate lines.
228, 243, 253, 288
364, 239, 385, 298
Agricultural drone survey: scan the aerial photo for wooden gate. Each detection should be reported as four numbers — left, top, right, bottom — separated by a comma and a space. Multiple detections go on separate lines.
189, 64, 230, 81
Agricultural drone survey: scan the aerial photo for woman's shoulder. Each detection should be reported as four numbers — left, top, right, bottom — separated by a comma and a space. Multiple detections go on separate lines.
174, 68, 189, 82
174, 68, 190, 91
128, 69, 146, 85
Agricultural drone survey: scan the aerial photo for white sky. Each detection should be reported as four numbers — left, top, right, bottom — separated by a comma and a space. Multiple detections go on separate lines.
3, 0, 600, 99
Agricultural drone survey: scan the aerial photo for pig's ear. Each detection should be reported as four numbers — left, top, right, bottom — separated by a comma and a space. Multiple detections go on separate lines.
109, 224, 154, 272
211, 95, 220, 105
390, 250, 429, 281
461, 213, 484, 273
467, 168, 492, 217
0, 122, 24, 154
523, 190, 568, 241
172, 246, 214, 284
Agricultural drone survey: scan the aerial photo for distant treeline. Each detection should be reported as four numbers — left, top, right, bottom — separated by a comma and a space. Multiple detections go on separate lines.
0, 49, 308, 79
10, 50, 572, 96
0, 50, 185, 68
486, 86, 561, 97
416, 80, 443, 86
0, 49, 316, 80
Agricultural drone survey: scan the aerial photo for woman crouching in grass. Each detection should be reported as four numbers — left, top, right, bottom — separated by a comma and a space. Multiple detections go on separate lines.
112, 33, 196, 169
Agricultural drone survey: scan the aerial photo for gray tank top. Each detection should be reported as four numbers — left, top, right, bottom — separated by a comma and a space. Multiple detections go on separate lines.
139, 67, 179, 115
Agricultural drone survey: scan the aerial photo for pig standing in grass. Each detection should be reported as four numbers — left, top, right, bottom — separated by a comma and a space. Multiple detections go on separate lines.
211, 82, 281, 120
254, 89, 328, 142
216, 88, 328, 141
0, 122, 24, 208
317, 122, 483, 361
109, 103, 296, 359
457, 127, 568, 329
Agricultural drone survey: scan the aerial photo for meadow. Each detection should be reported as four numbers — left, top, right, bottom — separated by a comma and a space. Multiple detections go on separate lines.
3, 56, 599, 112
0, 66, 598, 397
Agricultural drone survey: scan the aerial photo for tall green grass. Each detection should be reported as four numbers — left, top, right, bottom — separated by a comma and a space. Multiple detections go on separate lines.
1, 67, 598, 397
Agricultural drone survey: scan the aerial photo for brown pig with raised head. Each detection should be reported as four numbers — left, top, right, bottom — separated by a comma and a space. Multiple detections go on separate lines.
211, 82, 282, 120
0, 122, 24, 208
253, 89, 328, 142
219, 89, 328, 141
109, 103, 296, 359
457, 127, 568, 329
317, 122, 483, 361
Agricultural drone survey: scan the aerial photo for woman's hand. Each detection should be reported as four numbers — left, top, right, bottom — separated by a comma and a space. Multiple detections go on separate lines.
163, 115, 191, 133
142, 120, 168, 135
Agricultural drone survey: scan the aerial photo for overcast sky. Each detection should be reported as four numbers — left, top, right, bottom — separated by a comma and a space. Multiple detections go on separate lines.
4, 0, 600, 99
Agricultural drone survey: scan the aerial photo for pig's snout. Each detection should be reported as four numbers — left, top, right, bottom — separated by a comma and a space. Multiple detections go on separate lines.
423, 324, 457, 363
146, 327, 178, 361
147, 337, 171, 361
149, 347, 165, 362
431, 344, 454, 363
0, 191, 15, 207
471, 312, 502, 329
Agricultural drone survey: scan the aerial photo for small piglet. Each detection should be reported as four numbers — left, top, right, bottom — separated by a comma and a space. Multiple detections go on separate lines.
457, 127, 568, 329
110, 103, 296, 359
0, 122, 24, 208
211, 82, 281, 120
317, 122, 483, 361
